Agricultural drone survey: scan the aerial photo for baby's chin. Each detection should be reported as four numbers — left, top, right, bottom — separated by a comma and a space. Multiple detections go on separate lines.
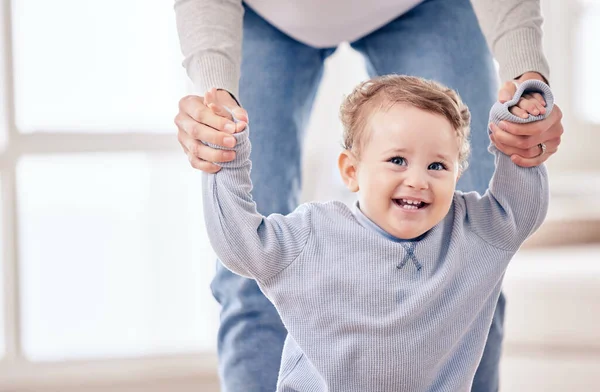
385, 218, 445, 240
389, 226, 432, 240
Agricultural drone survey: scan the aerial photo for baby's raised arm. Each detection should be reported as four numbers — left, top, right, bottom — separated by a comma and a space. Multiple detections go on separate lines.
201, 93, 312, 281
458, 80, 554, 251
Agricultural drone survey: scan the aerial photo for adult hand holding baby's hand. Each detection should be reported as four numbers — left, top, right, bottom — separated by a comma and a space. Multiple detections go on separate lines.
175, 88, 248, 173
203, 88, 248, 131
491, 72, 563, 167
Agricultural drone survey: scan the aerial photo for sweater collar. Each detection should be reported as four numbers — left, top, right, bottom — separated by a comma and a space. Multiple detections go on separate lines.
352, 201, 425, 243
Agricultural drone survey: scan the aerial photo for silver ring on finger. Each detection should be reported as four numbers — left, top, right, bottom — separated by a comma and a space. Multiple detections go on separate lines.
537, 142, 547, 157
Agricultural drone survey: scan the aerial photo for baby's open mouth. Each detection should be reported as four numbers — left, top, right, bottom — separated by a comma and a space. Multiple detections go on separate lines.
393, 198, 429, 210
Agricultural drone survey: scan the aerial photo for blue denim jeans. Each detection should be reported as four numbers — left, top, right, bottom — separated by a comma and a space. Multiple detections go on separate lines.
210, 0, 503, 390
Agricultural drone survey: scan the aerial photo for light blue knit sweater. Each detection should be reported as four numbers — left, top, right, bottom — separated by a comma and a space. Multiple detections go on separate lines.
202, 80, 553, 391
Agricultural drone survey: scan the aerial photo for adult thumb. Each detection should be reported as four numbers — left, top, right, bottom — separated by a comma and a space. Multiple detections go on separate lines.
232, 107, 249, 123
498, 80, 518, 103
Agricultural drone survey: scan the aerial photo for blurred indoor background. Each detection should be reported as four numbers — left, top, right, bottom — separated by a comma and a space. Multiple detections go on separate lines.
0, 0, 598, 391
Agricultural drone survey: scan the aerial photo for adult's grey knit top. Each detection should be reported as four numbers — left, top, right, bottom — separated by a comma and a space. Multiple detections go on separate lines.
202, 80, 553, 391
175, 0, 550, 98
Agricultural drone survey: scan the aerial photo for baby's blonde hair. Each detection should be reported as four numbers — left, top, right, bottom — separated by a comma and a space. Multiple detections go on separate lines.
340, 75, 471, 171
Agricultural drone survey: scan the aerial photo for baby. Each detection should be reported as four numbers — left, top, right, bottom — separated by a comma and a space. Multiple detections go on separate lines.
201, 75, 553, 391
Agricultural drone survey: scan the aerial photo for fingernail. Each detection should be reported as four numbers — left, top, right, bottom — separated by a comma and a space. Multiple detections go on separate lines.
224, 136, 236, 147
489, 123, 495, 132
223, 151, 235, 160
498, 121, 507, 130
532, 109, 539, 115
224, 123, 235, 133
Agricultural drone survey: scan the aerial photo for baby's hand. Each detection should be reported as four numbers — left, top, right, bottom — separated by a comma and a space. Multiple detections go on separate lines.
509, 92, 547, 119
204, 87, 247, 133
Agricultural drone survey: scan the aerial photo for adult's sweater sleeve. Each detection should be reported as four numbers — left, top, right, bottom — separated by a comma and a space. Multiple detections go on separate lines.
201, 126, 312, 280
470, 0, 550, 83
458, 80, 552, 251
174, 0, 243, 98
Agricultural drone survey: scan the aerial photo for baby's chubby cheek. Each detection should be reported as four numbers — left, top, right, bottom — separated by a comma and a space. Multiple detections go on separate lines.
433, 197, 454, 220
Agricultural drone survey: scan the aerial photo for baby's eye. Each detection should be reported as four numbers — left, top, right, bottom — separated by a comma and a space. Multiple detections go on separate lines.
428, 162, 447, 171
389, 156, 407, 166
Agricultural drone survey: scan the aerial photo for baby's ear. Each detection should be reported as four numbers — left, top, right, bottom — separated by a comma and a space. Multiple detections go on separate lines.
338, 150, 359, 192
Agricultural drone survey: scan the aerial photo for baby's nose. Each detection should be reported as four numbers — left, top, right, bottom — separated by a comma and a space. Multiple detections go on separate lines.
405, 170, 429, 190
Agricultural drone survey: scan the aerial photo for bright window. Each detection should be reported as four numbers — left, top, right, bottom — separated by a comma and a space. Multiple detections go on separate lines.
17, 154, 217, 361
11, 0, 187, 133
1, 0, 219, 388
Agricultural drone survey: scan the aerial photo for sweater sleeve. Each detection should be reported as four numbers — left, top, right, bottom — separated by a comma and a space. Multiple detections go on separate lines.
470, 0, 550, 83
458, 80, 552, 251
201, 125, 312, 280
174, 0, 243, 98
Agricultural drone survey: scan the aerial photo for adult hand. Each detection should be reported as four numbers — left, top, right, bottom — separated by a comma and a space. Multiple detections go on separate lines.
174, 88, 248, 173
492, 72, 563, 167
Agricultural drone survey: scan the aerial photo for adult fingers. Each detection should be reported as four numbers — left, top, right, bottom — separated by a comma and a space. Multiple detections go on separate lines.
205, 88, 235, 121
178, 94, 240, 135
490, 133, 560, 160
177, 127, 236, 163
490, 123, 544, 159
510, 137, 560, 167
497, 112, 550, 137
490, 133, 543, 159
498, 80, 518, 103
490, 132, 559, 167
207, 101, 248, 133
490, 123, 542, 150
175, 112, 237, 148
501, 104, 563, 137
491, 120, 563, 152
182, 145, 222, 173
205, 88, 249, 132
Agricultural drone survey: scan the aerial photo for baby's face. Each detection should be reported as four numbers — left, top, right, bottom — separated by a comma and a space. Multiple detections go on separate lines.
354, 104, 461, 239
